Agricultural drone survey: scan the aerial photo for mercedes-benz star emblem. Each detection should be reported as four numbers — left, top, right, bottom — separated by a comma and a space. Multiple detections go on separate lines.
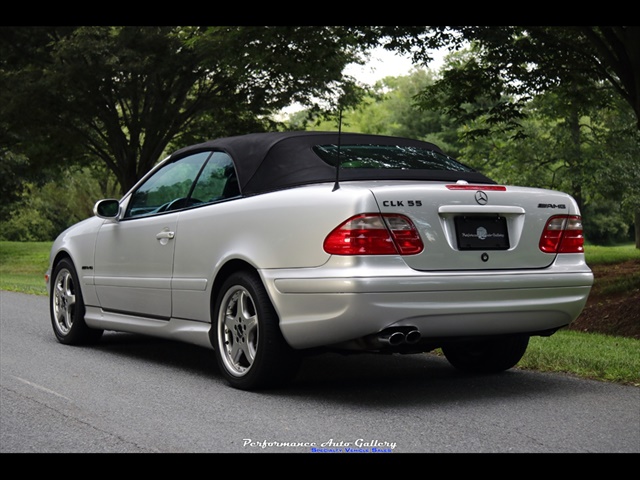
475, 191, 488, 205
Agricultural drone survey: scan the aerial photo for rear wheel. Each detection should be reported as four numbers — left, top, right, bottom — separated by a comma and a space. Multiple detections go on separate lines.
212, 271, 301, 390
442, 335, 529, 373
50, 258, 103, 345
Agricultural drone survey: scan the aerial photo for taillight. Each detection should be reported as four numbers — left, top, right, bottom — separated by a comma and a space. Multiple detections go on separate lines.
324, 213, 424, 255
446, 185, 507, 191
539, 215, 585, 253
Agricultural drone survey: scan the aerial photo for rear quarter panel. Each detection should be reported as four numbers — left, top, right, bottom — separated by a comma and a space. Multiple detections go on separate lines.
173, 184, 376, 269
170, 184, 377, 321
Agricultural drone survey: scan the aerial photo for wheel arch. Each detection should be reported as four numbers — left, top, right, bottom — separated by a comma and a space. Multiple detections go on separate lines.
49, 250, 73, 294
208, 259, 286, 350
210, 259, 259, 308
207, 260, 301, 389
208, 259, 261, 349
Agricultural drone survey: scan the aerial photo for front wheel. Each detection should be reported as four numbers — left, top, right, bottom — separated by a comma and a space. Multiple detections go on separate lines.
50, 258, 103, 345
212, 271, 301, 390
442, 335, 529, 374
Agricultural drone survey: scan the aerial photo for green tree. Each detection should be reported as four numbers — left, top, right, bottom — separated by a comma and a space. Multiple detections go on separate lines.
0, 151, 32, 223
374, 26, 640, 132
1, 164, 120, 241
289, 68, 463, 154
376, 26, 640, 247
0, 26, 375, 196
457, 77, 638, 245
351, 69, 453, 142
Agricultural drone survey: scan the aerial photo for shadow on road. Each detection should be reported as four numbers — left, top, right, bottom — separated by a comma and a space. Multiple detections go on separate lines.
90, 331, 582, 407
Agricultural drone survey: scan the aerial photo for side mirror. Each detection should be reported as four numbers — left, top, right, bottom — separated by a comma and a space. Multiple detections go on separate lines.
94, 199, 121, 219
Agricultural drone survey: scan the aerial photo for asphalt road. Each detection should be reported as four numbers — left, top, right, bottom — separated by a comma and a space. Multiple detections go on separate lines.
1, 290, 638, 454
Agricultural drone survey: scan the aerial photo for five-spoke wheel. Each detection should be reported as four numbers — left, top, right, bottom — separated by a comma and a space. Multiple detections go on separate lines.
217, 285, 259, 376
50, 258, 103, 345
213, 271, 300, 390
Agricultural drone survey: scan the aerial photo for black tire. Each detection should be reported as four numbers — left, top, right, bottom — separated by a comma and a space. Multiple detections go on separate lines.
212, 271, 301, 390
50, 258, 103, 345
442, 335, 529, 374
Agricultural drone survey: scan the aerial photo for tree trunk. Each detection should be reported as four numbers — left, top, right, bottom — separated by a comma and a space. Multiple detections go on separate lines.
633, 209, 640, 248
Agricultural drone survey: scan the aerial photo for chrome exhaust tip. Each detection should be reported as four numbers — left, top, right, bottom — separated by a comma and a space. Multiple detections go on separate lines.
378, 331, 405, 346
405, 329, 421, 344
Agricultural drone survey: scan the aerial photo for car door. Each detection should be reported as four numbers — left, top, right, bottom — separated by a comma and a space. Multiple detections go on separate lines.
170, 151, 240, 322
93, 152, 211, 319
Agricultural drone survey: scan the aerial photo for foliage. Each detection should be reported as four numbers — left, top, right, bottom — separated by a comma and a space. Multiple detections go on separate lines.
391, 26, 640, 247
3, 26, 638, 246
582, 200, 631, 245
444, 58, 639, 245
0, 165, 120, 241
0, 26, 375, 195
1, 193, 57, 242
0, 151, 32, 223
357, 70, 463, 153
291, 67, 465, 156
376, 26, 640, 132
284, 62, 638, 247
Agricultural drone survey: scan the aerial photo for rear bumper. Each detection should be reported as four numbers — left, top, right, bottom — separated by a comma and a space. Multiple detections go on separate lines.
260, 257, 594, 349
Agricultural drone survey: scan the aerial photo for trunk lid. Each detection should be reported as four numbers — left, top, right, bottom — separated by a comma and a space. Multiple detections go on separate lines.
369, 181, 578, 271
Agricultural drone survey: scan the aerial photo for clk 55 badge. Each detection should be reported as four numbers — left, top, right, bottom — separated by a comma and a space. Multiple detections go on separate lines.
382, 200, 422, 207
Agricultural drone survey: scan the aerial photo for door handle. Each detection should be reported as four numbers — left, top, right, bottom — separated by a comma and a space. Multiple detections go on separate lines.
156, 230, 175, 239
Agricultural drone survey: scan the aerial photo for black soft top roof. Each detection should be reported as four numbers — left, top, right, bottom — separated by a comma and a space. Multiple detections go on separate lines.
170, 131, 495, 195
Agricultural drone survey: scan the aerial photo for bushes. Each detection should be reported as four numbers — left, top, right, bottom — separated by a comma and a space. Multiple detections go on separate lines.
1, 167, 120, 242
582, 199, 632, 246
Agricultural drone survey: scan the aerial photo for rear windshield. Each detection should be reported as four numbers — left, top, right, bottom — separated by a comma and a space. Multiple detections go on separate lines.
313, 144, 476, 172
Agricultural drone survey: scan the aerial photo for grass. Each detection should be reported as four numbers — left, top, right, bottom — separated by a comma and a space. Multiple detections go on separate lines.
0, 241, 51, 295
594, 268, 640, 296
1, 240, 639, 386
583, 243, 640, 297
583, 243, 640, 264
522, 332, 640, 386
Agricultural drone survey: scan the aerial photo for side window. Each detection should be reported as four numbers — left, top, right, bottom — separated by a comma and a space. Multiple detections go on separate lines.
191, 152, 240, 202
125, 152, 211, 218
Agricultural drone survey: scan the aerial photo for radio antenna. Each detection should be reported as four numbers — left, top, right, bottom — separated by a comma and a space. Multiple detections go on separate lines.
332, 107, 343, 192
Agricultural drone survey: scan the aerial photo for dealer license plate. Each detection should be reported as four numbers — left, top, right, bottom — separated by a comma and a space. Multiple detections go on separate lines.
455, 215, 510, 250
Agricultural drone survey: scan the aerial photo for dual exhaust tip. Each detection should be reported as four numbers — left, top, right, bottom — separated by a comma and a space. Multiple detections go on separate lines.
378, 328, 421, 346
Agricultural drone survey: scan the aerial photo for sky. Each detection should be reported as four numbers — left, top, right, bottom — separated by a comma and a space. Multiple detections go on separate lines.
344, 48, 415, 85
345, 46, 446, 85
281, 47, 444, 115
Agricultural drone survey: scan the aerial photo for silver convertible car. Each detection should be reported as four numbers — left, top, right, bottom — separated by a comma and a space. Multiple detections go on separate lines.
46, 131, 594, 390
